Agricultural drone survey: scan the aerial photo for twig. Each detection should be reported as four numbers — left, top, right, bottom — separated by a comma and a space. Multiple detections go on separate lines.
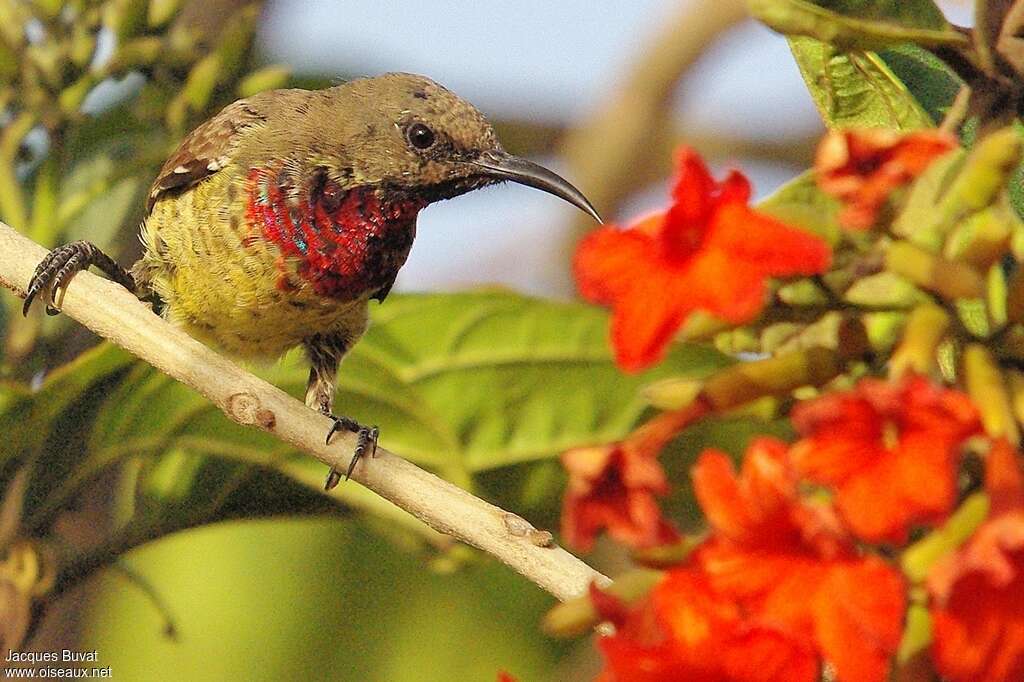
939, 84, 972, 135
0, 221, 608, 602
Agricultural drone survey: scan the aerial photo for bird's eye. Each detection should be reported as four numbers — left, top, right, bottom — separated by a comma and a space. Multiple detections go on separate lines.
406, 123, 436, 150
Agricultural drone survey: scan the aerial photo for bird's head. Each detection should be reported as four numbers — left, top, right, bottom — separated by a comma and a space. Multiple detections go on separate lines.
318, 72, 600, 221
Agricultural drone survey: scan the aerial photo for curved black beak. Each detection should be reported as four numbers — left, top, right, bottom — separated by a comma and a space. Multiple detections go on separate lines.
470, 152, 602, 223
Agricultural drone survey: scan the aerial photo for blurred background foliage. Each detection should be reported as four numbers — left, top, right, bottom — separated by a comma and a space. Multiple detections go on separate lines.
0, 0, 978, 680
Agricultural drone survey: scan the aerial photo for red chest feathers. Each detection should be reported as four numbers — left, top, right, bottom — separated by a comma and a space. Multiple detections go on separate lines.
244, 168, 426, 300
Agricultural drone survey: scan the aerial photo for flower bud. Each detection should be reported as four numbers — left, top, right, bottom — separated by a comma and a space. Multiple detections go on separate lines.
542, 571, 661, 638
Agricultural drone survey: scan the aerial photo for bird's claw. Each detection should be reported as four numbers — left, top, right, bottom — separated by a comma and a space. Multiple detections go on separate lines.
324, 416, 379, 490
23, 241, 135, 317
23, 242, 98, 316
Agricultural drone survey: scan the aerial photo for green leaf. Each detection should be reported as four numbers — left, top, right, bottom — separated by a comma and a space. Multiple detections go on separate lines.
0, 343, 134, 469
749, 0, 965, 50
892, 148, 966, 248
757, 170, 843, 244
81, 518, 575, 682
788, 36, 935, 129
317, 291, 729, 472
879, 44, 963, 124
24, 292, 728, 540
0, 344, 137, 535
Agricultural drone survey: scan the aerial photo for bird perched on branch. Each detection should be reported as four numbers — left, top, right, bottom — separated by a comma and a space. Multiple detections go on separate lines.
24, 72, 600, 489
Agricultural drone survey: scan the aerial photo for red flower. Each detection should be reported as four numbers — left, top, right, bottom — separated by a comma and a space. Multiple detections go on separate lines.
790, 376, 981, 543
561, 407, 705, 551
815, 128, 956, 230
928, 440, 1024, 682
692, 438, 907, 682
574, 147, 831, 372
561, 442, 677, 552
594, 570, 818, 682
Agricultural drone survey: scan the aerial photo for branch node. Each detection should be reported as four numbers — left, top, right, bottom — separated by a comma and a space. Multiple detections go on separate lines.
530, 530, 555, 548
502, 512, 555, 547
226, 391, 275, 430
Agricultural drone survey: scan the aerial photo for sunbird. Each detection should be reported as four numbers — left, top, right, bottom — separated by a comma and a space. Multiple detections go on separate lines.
23, 72, 600, 488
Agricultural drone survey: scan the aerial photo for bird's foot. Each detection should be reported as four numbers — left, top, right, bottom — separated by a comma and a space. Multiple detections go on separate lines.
23, 241, 135, 316
323, 416, 379, 490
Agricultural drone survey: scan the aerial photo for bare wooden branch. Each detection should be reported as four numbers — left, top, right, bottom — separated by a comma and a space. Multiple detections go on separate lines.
0, 221, 607, 601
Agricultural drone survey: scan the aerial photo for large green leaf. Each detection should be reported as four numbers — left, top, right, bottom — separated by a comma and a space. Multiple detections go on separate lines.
88, 291, 726, 472
789, 36, 935, 129
341, 292, 728, 471
81, 518, 574, 682
879, 44, 963, 124
0, 342, 134, 470
16, 291, 728, 546
750, 0, 965, 50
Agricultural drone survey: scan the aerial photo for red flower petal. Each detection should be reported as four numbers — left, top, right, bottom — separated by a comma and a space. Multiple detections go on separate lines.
813, 558, 907, 682
574, 146, 832, 372
708, 202, 831, 277
607, 265, 692, 372
816, 128, 956, 230
931, 561, 1024, 682
561, 442, 677, 552
791, 376, 981, 543
691, 439, 802, 547
929, 441, 1024, 682
574, 227, 656, 307
988, 438, 1024, 514
666, 148, 717, 238
691, 438, 906, 681
597, 568, 819, 682
677, 246, 768, 324
561, 406, 709, 551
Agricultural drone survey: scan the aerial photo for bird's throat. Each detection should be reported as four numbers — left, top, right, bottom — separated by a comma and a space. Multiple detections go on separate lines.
245, 168, 426, 300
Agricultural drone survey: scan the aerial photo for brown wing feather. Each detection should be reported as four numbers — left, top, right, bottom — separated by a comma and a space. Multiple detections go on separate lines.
146, 98, 268, 213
